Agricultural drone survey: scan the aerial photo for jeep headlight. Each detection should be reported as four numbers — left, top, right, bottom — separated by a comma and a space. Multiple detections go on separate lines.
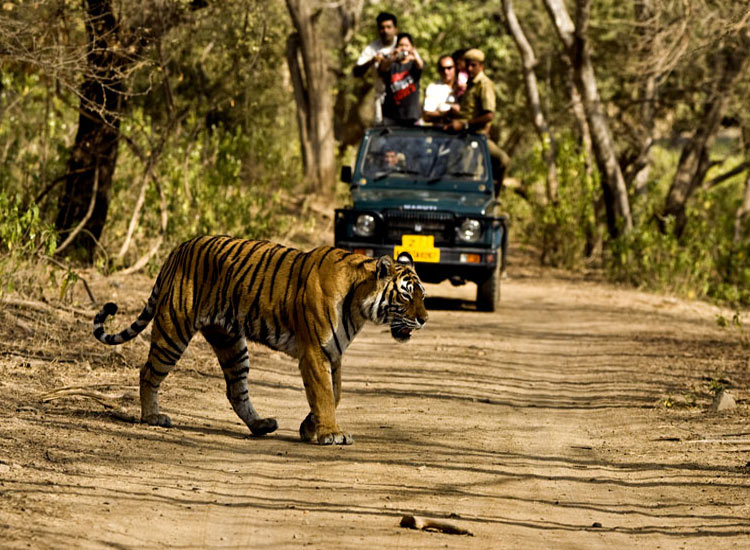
353, 213, 376, 237
457, 218, 482, 243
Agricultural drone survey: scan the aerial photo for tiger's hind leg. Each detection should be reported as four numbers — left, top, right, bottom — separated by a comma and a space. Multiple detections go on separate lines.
140, 316, 193, 427
202, 328, 278, 437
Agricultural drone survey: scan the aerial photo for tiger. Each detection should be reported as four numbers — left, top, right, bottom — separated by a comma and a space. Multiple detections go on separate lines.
93, 236, 428, 445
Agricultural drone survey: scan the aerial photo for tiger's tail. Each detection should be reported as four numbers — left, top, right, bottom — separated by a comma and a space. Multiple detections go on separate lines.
93, 281, 160, 345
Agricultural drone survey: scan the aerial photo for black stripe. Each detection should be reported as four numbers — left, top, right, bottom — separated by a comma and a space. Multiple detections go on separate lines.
178, 236, 203, 313
281, 252, 304, 326
225, 348, 249, 367
268, 247, 294, 299
150, 348, 177, 367
292, 252, 314, 315
197, 236, 237, 313
137, 309, 153, 322
214, 238, 246, 310
168, 300, 189, 348
341, 281, 363, 340
241, 247, 275, 337
153, 316, 183, 355
148, 361, 171, 377
249, 245, 282, 312
335, 251, 355, 263
327, 308, 342, 355
191, 236, 224, 319
228, 367, 250, 385
225, 241, 268, 315
151, 342, 180, 363
316, 246, 336, 268
313, 323, 332, 363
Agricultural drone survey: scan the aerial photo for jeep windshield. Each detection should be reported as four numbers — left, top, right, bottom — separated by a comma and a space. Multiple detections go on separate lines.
360, 130, 489, 183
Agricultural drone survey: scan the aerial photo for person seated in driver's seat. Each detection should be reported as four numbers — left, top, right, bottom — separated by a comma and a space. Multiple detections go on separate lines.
382, 148, 407, 170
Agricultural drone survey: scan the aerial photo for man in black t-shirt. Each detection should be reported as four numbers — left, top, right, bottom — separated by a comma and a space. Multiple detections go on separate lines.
379, 32, 423, 126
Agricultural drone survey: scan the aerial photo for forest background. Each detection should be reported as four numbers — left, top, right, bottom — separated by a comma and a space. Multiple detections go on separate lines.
1, 0, 749, 308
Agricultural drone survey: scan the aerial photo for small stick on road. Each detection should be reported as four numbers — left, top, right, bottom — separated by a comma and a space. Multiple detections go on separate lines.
399, 514, 474, 536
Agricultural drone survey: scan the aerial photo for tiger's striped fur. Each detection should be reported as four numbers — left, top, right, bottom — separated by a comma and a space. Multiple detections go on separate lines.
93, 236, 427, 445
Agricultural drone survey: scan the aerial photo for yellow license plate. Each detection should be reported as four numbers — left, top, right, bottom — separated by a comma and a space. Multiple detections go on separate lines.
394, 235, 440, 263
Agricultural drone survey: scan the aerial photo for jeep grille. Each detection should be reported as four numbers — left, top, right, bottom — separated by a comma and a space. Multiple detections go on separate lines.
383, 209, 454, 245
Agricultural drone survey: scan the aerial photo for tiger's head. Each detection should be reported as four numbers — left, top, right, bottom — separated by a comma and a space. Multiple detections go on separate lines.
371, 252, 428, 342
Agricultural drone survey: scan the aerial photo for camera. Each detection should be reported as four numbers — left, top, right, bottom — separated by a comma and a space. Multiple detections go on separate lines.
396, 50, 408, 61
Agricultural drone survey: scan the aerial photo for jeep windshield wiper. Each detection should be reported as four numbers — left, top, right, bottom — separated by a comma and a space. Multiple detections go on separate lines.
373, 169, 420, 181
428, 171, 476, 183
446, 171, 477, 177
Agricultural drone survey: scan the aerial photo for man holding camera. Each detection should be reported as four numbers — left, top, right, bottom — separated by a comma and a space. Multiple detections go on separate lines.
378, 32, 424, 127
353, 12, 399, 125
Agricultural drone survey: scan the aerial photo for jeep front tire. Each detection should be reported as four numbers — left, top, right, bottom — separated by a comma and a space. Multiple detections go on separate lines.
476, 263, 501, 312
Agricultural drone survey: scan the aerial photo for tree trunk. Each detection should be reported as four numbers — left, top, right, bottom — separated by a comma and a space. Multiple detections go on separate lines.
285, 32, 315, 185
543, 0, 633, 238
503, 0, 558, 204
629, 0, 658, 201
55, 0, 123, 262
661, 38, 749, 237
285, 0, 337, 195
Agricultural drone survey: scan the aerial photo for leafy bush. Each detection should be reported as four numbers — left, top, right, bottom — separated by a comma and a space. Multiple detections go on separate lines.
0, 192, 58, 294
105, 111, 301, 271
509, 131, 600, 269
605, 146, 750, 306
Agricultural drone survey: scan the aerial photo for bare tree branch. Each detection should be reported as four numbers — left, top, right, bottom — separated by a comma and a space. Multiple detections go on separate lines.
503, 0, 558, 203
54, 164, 99, 256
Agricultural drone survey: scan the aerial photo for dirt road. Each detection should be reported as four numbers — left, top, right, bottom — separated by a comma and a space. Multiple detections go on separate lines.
1, 260, 749, 548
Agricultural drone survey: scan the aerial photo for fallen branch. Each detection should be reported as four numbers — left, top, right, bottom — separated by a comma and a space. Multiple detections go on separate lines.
115, 173, 168, 276
40, 387, 138, 423
1, 296, 95, 317
399, 514, 474, 536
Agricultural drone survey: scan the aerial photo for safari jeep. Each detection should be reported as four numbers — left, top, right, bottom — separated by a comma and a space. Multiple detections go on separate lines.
335, 126, 508, 311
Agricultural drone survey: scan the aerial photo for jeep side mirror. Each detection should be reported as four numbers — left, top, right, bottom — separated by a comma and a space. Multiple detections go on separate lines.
341, 166, 352, 184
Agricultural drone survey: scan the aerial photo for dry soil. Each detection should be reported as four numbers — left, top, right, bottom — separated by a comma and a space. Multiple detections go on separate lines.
1, 253, 749, 549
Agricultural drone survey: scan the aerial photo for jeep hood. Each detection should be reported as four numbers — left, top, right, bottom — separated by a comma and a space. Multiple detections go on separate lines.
352, 187, 493, 216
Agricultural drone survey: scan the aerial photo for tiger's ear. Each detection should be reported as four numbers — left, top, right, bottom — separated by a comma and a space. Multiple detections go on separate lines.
376, 255, 395, 280
396, 251, 414, 269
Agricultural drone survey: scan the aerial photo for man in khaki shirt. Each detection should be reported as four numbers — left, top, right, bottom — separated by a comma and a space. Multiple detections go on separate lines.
444, 48, 509, 192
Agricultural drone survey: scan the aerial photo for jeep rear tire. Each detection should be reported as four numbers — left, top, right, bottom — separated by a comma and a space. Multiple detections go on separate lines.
476, 263, 501, 312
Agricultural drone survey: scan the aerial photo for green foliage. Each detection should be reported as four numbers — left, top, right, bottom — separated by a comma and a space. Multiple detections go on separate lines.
606, 145, 750, 306
107, 112, 300, 268
0, 70, 74, 203
509, 132, 600, 269
0, 192, 58, 294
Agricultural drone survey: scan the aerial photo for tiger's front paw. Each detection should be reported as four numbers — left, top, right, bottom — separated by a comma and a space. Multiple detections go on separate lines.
142, 413, 172, 427
317, 431, 353, 446
298, 413, 353, 445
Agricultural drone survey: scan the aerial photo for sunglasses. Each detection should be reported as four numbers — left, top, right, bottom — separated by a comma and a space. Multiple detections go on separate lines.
438, 65, 455, 72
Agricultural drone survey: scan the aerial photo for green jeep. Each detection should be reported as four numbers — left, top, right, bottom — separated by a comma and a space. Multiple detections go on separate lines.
335, 126, 508, 311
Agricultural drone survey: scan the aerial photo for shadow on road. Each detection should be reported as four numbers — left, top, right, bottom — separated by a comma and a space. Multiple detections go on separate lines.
424, 295, 477, 311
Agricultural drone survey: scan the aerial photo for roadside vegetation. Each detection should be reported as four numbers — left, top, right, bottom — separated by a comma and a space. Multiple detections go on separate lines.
1, 1, 749, 308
